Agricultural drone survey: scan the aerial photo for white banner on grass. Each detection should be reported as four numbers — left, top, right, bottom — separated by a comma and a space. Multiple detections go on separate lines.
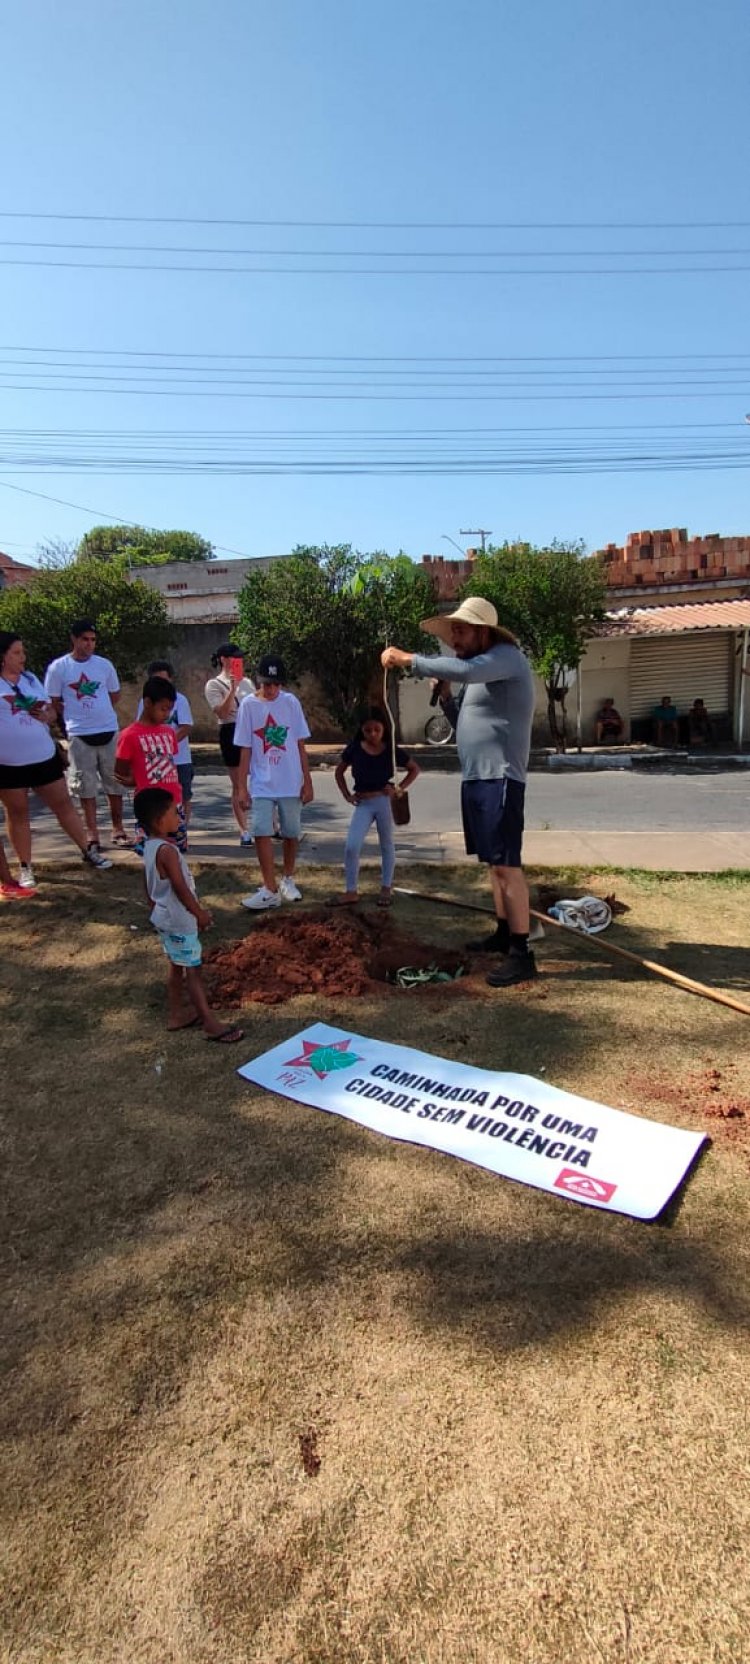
238, 1023, 708, 1221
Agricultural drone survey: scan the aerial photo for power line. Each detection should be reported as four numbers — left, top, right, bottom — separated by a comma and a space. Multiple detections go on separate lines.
0, 479, 248, 556
2, 381, 750, 402
1, 429, 748, 479
3, 360, 750, 384
2, 211, 750, 229
5, 240, 750, 258
1, 421, 742, 435
3, 257, 750, 276
4, 369, 750, 390
4, 345, 750, 362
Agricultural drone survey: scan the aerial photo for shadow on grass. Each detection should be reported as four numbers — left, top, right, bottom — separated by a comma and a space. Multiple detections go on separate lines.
390, 1221, 750, 1356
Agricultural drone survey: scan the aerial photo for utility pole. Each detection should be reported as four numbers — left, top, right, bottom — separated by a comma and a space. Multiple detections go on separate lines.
460, 528, 492, 552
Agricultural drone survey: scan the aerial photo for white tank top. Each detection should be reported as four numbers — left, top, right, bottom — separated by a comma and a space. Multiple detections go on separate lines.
143, 837, 198, 935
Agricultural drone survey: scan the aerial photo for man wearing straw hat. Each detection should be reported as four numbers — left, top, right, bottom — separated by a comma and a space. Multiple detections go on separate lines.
382, 596, 537, 987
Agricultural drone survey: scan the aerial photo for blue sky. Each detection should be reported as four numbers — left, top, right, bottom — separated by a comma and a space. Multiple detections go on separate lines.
2, 0, 750, 565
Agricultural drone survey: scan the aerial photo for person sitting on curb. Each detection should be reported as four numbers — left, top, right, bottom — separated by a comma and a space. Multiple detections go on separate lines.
688, 698, 712, 747
594, 698, 625, 745
235, 654, 314, 911
382, 596, 538, 989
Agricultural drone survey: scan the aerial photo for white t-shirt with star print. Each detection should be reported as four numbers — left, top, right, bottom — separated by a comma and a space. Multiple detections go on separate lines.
44, 652, 121, 736
234, 690, 310, 798
0, 671, 57, 766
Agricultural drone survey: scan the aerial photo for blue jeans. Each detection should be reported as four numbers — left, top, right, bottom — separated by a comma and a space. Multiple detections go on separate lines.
344, 795, 396, 891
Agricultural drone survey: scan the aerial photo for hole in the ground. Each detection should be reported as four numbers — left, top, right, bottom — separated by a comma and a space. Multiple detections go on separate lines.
205, 908, 469, 1007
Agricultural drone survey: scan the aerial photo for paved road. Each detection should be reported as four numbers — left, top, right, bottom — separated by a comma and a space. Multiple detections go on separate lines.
26, 767, 750, 871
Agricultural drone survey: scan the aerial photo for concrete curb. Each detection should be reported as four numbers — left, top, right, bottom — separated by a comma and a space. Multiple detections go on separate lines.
547, 753, 633, 771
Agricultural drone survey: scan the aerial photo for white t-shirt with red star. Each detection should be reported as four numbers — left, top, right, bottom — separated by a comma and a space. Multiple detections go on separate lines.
44, 652, 120, 736
234, 690, 310, 798
0, 671, 57, 767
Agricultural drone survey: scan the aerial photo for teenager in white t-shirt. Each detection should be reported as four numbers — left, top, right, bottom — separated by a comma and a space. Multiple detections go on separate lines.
45, 618, 128, 854
235, 653, 314, 910
137, 659, 195, 827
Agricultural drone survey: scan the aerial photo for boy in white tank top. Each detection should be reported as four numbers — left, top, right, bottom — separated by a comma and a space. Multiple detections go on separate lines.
135, 786, 244, 1044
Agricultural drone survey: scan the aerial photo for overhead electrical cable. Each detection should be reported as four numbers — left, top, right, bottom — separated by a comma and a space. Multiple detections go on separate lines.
2, 257, 750, 276
2, 211, 750, 229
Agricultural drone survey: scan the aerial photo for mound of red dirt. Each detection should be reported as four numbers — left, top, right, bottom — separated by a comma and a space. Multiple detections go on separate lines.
631, 1065, 749, 1151
205, 908, 467, 1007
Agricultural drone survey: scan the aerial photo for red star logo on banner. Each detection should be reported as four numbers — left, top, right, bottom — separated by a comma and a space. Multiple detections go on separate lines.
283, 1038, 361, 1079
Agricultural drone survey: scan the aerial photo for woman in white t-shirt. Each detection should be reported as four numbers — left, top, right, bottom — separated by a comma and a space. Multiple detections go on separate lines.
203, 642, 255, 844
0, 632, 111, 891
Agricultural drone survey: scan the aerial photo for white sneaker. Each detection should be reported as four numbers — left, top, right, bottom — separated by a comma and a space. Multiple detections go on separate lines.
239, 831, 254, 846
279, 875, 302, 902
18, 864, 36, 891
83, 842, 113, 871
241, 886, 282, 911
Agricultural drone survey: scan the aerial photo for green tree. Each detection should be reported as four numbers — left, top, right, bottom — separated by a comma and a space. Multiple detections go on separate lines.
0, 561, 171, 679
76, 525, 214, 565
462, 541, 606, 750
237, 545, 437, 730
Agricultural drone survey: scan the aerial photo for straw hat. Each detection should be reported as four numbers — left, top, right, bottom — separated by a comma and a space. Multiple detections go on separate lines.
420, 595, 504, 647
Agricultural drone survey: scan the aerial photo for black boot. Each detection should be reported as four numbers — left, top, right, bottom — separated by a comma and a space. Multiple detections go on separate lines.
466, 919, 511, 954
486, 948, 538, 987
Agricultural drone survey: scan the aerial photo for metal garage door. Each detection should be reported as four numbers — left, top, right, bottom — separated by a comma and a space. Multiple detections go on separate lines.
629, 632, 733, 718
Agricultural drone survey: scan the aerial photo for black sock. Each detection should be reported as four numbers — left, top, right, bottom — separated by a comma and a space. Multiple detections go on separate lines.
509, 932, 529, 956
493, 918, 511, 951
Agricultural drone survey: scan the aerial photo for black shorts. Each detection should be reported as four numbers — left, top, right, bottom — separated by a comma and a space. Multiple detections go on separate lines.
177, 763, 194, 802
0, 751, 65, 790
218, 722, 242, 769
461, 777, 526, 868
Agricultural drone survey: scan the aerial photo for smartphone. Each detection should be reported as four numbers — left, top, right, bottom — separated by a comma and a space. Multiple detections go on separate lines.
228, 657, 245, 683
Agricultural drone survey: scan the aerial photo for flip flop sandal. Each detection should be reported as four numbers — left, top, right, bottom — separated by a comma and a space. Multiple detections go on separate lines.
206, 1026, 245, 1045
112, 832, 134, 848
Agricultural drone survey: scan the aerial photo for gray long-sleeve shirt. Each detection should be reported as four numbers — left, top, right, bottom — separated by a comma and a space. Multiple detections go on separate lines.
411, 642, 535, 783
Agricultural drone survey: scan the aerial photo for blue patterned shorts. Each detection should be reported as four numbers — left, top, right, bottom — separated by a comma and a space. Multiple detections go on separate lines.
157, 930, 202, 967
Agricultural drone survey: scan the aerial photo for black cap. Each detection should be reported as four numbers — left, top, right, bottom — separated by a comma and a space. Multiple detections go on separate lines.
257, 653, 286, 683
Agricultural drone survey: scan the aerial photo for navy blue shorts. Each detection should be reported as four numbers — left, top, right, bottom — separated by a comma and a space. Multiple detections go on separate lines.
461, 778, 526, 868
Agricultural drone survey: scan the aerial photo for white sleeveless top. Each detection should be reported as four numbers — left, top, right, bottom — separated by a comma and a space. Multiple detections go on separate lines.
143, 836, 198, 935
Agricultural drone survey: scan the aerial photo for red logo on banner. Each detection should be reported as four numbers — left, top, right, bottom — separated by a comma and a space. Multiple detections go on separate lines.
554, 1169, 617, 1204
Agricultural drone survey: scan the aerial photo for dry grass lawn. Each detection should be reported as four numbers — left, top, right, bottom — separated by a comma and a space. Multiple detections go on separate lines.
1, 860, 749, 1664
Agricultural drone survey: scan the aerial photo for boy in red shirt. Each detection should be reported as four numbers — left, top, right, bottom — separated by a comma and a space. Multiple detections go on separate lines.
115, 675, 187, 851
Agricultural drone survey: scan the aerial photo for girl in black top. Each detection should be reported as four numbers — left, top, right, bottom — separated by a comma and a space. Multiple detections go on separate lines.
334, 706, 419, 907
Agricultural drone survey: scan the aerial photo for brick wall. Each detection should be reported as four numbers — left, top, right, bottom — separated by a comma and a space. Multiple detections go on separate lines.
595, 528, 750, 590
419, 552, 477, 599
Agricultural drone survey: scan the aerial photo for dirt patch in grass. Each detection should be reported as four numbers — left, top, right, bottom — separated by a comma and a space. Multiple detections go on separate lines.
204, 908, 467, 1006
631, 1063, 750, 1153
